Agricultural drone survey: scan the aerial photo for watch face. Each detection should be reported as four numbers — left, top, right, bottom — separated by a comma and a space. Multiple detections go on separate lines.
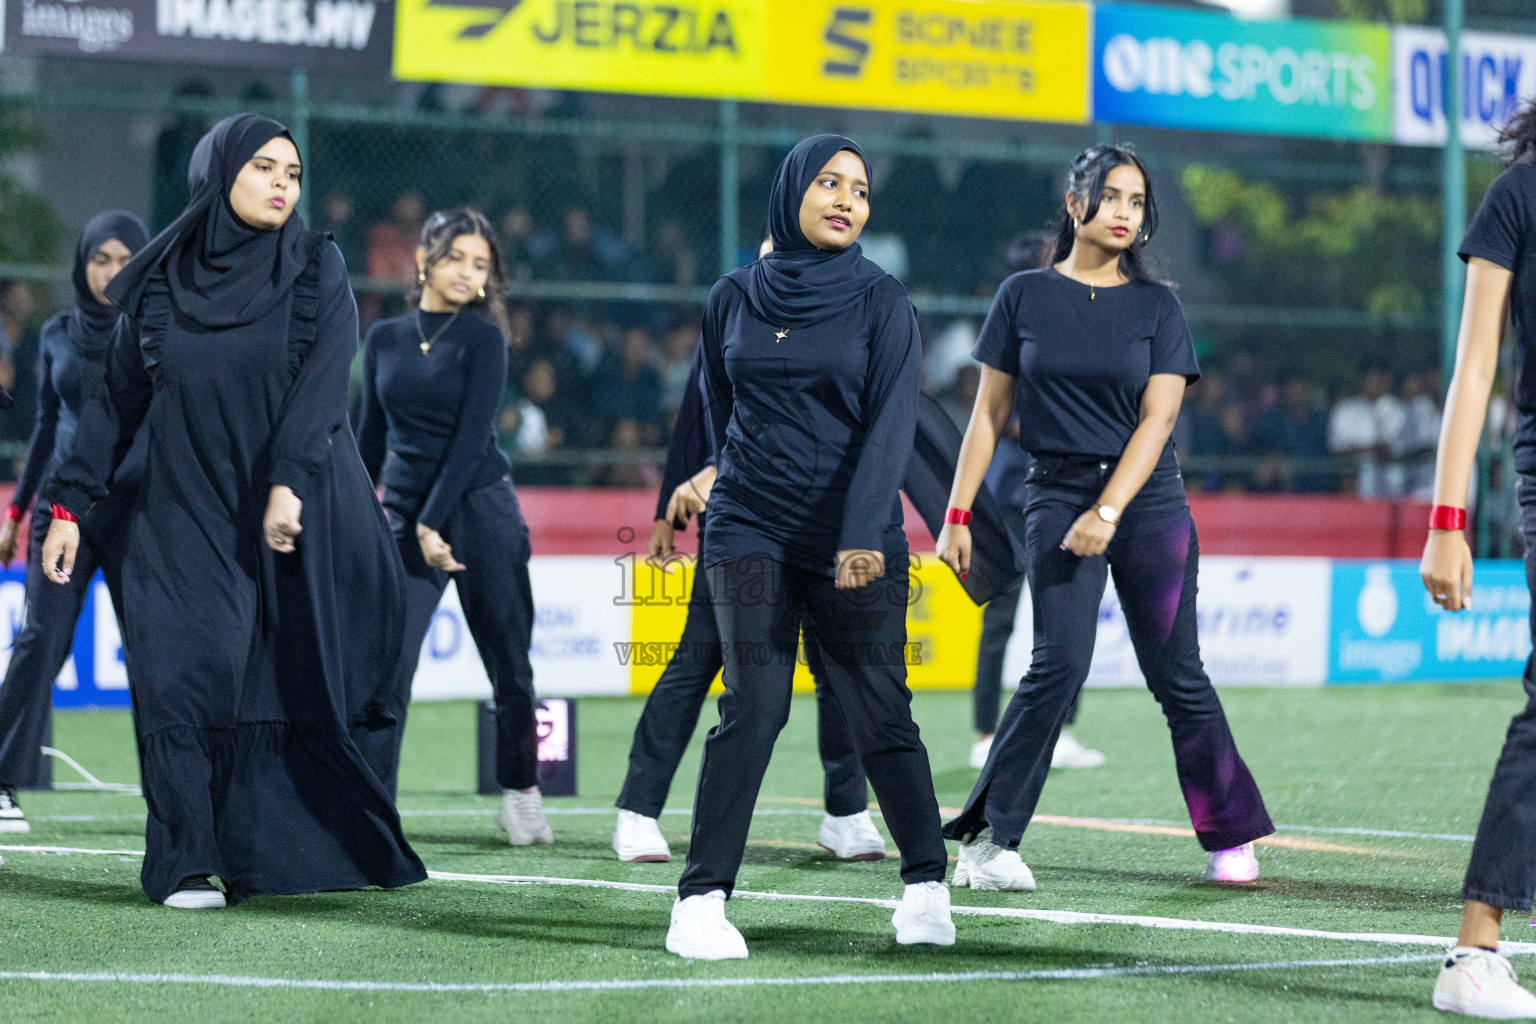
1098, 506, 1118, 524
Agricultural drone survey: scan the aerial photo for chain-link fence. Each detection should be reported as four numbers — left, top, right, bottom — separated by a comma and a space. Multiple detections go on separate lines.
0, 55, 1519, 549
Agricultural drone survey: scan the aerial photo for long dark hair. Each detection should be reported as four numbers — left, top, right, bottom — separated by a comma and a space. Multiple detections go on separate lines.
408, 206, 510, 340
1040, 144, 1161, 284
1499, 98, 1536, 166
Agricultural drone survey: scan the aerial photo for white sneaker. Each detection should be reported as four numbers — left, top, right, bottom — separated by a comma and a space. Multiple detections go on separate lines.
0, 786, 29, 834
1204, 842, 1259, 883
953, 829, 1036, 891
163, 878, 226, 909
1434, 946, 1536, 1018
613, 809, 670, 863
665, 890, 748, 960
1051, 731, 1106, 770
892, 880, 956, 946
498, 787, 553, 846
818, 811, 887, 861
969, 734, 993, 770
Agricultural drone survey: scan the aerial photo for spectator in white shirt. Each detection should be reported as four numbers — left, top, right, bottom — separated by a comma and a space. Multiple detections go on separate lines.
1328, 366, 1408, 498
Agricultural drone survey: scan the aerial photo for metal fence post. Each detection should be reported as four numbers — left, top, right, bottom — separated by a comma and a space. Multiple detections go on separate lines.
291, 65, 311, 227
1441, 0, 1465, 390
719, 99, 739, 275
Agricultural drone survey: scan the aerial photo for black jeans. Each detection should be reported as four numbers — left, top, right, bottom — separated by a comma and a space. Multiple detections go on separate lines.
945, 451, 1274, 852
974, 576, 1079, 735
1462, 475, 1536, 910
382, 477, 538, 797
616, 547, 868, 819
677, 553, 948, 897
0, 505, 126, 787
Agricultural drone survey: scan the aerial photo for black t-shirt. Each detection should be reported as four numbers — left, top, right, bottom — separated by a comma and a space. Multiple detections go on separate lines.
1460, 163, 1536, 460
357, 310, 511, 531
698, 274, 920, 577
971, 267, 1199, 459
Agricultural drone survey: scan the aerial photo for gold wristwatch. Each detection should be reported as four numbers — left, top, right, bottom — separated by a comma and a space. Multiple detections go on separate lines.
1095, 505, 1121, 526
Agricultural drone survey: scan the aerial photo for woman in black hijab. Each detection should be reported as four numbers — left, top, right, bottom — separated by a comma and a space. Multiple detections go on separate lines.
40, 114, 425, 908
0, 212, 147, 830
667, 135, 953, 960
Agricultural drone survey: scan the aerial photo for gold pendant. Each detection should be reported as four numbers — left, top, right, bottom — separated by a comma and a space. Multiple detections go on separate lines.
774, 328, 789, 342
420, 341, 431, 355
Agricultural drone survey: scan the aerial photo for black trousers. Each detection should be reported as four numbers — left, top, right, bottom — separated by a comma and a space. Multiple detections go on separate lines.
677, 553, 948, 898
617, 550, 868, 820
0, 505, 126, 788
945, 453, 1273, 852
1463, 474, 1536, 910
973, 576, 1079, 735
382, 477, 538, 797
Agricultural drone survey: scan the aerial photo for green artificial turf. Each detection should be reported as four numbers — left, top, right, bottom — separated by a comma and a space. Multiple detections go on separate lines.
0, 683, 1528, 1022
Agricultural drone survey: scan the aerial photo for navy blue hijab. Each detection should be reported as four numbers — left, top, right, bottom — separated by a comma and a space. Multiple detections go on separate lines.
726, 134, 887, 329
106, 113, 313, 330
69, 211, 149, 353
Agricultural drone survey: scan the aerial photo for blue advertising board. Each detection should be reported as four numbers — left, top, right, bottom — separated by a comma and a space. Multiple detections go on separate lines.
1093, 3, 1393, 141
1330, 560, 1531, 684
0, 567, 130, 709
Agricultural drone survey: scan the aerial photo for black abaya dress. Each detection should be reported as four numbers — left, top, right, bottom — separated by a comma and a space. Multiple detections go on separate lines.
51, 238, 425, 902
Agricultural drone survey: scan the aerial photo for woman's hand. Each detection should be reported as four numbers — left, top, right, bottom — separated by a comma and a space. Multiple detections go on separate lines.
264, 484, 303, 553
417, 524, 466, 572
665, 464, 717, 525
41, 517, 79, 584
0, 518, 19, 568
835, 549, 885, 589
1422, 528, 1474, 611
648, 518, 677, 568
1061, 511, 1116, 557
936, 522, 971, 581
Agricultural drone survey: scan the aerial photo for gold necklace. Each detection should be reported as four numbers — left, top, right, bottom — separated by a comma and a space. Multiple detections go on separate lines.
416, 307, 461, 355
774, 328, 789, 343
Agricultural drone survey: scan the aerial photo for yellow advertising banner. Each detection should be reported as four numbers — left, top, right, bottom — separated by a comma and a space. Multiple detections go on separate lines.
393, 0, 1090, 123
626, 555, 982, 696
765, 0, 1090, 123
393, 0, 767, 100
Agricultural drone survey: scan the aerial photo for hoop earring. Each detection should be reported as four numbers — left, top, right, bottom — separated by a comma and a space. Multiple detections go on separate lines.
478, 286, 486, 300
417, 270, 426, 284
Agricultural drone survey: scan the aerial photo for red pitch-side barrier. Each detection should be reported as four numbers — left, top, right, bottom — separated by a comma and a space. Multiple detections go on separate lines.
0, 483, 1430, 560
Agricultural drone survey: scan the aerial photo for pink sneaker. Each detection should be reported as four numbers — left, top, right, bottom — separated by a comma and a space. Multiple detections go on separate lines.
1204, 842, 1258, 882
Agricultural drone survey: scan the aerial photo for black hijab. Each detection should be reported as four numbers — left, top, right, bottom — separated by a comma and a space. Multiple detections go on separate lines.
106, 114, 312, 329
68, 211, 149, 353
725, 134, 888, 330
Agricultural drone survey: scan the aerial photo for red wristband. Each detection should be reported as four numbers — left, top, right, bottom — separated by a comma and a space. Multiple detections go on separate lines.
1429, 505, 1466, 531
6, 505, 22, 523
945, 506, 973, 525
49, 504, 78, 524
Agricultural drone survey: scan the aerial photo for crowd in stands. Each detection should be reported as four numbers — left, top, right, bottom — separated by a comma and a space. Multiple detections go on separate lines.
0, 190, 1460, 496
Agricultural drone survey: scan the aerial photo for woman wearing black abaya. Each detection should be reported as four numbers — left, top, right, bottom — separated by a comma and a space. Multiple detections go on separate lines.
668, 135, 953, 960
0, 213, 147, 830
41, 114, 425, 908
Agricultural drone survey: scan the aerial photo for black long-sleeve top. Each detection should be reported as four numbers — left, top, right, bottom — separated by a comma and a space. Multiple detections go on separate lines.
698, 274, 921, 577
655, 344, 712, 526
49, 242, 360, 517
13, 314, 107, 513
357, 310, 510, 531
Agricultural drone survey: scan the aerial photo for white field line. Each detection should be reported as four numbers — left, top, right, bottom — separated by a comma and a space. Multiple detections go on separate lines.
27, 806, 1482, 843
0, 844, 145, 856
0, 953, 1461, 994
1, 842, 1511, 954
425, 870, 1536, 955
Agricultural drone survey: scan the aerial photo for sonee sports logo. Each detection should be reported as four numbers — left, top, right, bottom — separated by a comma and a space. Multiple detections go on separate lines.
823, 6, 871, 78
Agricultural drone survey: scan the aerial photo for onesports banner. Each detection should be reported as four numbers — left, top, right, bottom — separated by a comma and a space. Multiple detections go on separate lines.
392, 0, 1091, 123
0, 0, 393, 71
1092, 3, 1392, 141
1392, 26, 1536, 151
